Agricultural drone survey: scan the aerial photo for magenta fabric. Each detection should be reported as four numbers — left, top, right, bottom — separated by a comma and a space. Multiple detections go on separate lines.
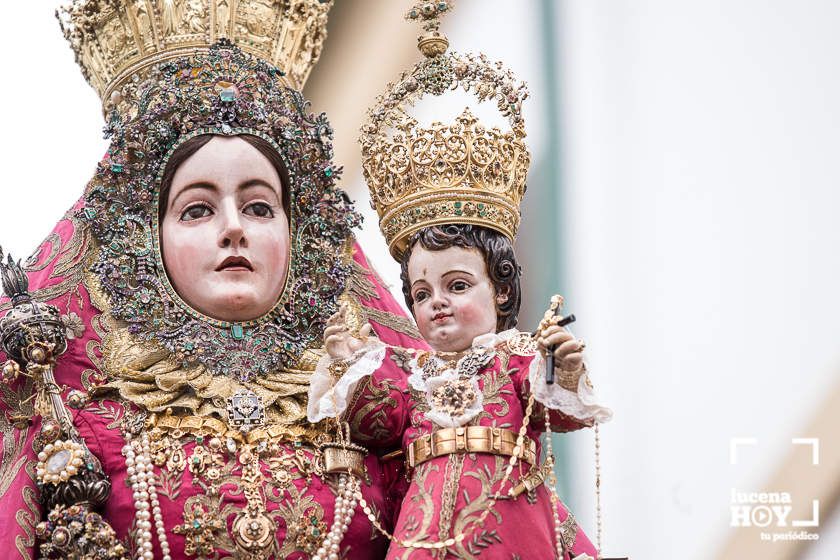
344, 347, 600, 559
0, 200, 423, 559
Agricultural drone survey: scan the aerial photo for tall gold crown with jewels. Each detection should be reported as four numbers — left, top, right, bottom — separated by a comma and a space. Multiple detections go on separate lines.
58, 0, 332, 111
360, 1, 530, 259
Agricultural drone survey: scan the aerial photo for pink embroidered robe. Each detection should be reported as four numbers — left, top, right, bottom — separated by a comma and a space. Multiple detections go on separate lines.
0, 202, 428, 560
309, 331, 612, 560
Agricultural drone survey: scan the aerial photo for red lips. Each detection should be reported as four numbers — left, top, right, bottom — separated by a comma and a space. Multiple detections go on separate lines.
431, 312, 452, 323
216, 256, 253, 271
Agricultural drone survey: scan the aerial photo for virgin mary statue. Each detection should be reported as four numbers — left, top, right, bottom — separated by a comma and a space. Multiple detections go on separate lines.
0, 2, 426, 559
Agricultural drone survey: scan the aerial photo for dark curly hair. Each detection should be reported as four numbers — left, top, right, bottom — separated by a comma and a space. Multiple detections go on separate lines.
399, 225, 522, 331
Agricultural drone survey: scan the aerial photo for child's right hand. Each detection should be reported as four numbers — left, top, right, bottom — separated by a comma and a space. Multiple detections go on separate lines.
324, 302, 372, 360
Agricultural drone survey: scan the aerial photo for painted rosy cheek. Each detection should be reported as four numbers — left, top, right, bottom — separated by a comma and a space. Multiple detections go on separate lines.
456, 301, 480, 319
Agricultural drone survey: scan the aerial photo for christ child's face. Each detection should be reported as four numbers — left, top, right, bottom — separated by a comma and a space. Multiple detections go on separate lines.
161, 136, 290, 322
407, 245, 505, 353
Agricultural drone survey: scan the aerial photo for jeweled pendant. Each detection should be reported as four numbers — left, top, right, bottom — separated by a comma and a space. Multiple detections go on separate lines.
227, 390, 265, 432
232, 510, 275, 553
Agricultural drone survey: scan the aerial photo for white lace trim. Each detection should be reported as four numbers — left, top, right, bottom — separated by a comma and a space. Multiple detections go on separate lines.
406, 329, 507, 393
306, 339, 386, 423
528, 353, 613, 423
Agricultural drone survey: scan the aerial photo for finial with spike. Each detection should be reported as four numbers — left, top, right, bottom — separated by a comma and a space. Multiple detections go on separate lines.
0, 247, 31, 306
0, 247, 67, 365
405, 1, 454, 57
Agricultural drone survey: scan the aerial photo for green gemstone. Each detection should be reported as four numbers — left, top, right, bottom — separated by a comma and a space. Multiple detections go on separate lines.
454, 201, 462, 208
220, 88, 236, 102
193, 520, 201, 529
324, 167, 333, 177
111, 163, 124, 173
231, 324, 244, 340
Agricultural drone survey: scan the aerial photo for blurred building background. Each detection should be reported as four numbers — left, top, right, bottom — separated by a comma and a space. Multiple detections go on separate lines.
1, 2, 839, 558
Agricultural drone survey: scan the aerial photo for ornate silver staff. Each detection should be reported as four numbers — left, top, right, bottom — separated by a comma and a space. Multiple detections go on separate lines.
0, 249, 127, 560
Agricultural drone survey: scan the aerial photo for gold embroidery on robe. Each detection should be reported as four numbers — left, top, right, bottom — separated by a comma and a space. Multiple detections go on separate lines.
394, 462, 438, 560
0, 416, 30, 499
452, 456, 508, 558
1, 214, 91, 314
23, 232, 61, 273
346, 374, 401, 443
14, 463, 39, 558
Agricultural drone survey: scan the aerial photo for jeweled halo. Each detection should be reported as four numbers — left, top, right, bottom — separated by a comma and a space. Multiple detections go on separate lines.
82, 42, 361, 381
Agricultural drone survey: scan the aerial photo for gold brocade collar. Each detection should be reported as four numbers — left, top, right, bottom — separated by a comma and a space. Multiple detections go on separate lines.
97, 325, 329, 438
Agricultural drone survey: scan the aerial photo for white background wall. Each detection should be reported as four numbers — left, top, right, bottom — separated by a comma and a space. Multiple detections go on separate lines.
556, 1, 840, 558
1, 2, 838, 559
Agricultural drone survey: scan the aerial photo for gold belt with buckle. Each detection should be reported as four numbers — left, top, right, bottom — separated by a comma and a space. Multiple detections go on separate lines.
406, 426, 537, 468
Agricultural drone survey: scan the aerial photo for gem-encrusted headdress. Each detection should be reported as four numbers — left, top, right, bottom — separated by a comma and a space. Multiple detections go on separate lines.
78, 37, 360, 381
359, 1, 530, 259
58, 0, 332, 113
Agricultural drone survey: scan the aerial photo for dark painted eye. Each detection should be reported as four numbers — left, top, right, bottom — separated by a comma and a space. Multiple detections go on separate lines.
414, 290, 430, 303
244, 202, 275, 218
450, 280, 470, 293
180, 204, 212, 221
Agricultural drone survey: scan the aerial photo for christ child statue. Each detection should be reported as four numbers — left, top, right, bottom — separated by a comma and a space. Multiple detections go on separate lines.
308, 223, 611, 559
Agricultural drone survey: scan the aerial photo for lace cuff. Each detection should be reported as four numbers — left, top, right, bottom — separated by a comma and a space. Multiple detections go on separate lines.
528, 354, 613, 423
306, 339, 387, 423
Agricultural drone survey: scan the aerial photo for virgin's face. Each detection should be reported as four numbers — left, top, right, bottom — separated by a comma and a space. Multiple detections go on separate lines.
161, 136, 290, 322
407, 245, 500, 353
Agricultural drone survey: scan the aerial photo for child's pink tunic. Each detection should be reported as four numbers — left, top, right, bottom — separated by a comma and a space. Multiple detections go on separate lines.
309, 329, 612, 559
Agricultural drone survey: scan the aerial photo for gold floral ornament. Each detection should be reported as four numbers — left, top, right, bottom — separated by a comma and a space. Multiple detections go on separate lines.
35, 505, 128, 560
429, 377, 477, 417
57, 0, 334, 113
360, 0, 531, 258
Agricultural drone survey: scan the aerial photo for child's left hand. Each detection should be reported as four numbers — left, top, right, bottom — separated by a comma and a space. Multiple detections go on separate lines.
324, 302, 372, 361
536, 323, 585, 373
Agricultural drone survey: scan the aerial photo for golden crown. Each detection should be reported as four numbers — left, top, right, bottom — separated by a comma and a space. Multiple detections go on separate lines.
58, 0, 333, 110
359, 1, 530, 259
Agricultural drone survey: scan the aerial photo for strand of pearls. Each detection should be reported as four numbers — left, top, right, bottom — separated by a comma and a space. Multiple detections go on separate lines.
122, 433, 171, 560
594, 422, 602, 555
311, 473, 360, 560
542, 409, 568, 559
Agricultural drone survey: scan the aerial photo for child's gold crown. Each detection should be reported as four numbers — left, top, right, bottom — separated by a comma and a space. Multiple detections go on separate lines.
359, 1, 530, 259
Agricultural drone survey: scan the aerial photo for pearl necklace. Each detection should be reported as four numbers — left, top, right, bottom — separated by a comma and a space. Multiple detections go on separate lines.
123, 430, 359, 560
122, 433, 172, 560
311, 472, 360, 560
543, 408, 569, 558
